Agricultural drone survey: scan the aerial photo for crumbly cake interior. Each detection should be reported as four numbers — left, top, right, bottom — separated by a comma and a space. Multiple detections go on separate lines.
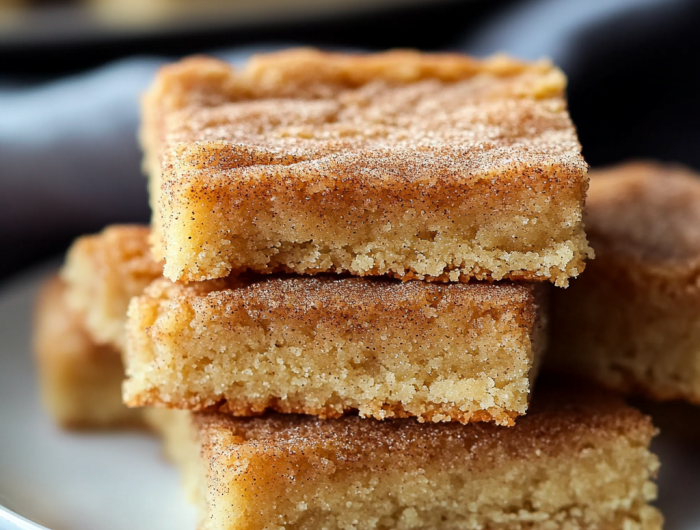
124, 275, 546, 425
151, 382, 661, 530
61, 225, 163, 349
33, 277, 141, 428
550, 162, 700, 402
143, 49, 591, 284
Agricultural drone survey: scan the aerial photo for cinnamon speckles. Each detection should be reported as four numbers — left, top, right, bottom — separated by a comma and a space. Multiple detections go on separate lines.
151, 381, 661, 530
196, 381, 653, 460
141, 49, 591, 284
123, 275, 547, 425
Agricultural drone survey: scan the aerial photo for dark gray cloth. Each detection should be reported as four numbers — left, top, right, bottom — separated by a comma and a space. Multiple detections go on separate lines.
1, 0, 698, 280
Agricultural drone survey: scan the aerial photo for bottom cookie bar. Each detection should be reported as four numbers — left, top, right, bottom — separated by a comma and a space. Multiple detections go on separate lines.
33, 276, 142, 428
148, 381, 661, 530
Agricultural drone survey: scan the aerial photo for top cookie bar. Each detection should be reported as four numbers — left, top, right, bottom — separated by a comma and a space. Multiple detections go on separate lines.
142, 48, 591, 284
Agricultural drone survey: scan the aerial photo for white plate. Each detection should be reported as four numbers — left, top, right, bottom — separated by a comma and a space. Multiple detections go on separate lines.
0, 265, 698, 530
0, 265, 195, 530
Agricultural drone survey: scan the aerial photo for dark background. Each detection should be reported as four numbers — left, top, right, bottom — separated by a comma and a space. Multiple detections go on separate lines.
2, 0, 700, 284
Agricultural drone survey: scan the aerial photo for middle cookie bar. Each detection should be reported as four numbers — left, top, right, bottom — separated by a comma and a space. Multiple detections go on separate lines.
124, 275, 546, 426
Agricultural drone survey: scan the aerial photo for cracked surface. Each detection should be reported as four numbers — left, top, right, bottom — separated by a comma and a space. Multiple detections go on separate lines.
124, 275, 547, 425
142, 48, 591, 284
148, 381, 662, 530
550, 161, 700, 403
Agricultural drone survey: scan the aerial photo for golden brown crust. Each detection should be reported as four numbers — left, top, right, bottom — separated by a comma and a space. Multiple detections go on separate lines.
65, 225, 158, 278
148, 50, 567, 108
195, 379, 655, 463
143, 49, 590, 284
155, 274, 540, 323
61, 225, 163, 349
133, 395, 520, 426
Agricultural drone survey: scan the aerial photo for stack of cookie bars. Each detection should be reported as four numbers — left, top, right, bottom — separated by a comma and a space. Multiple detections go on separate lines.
34, 49, 664, 530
